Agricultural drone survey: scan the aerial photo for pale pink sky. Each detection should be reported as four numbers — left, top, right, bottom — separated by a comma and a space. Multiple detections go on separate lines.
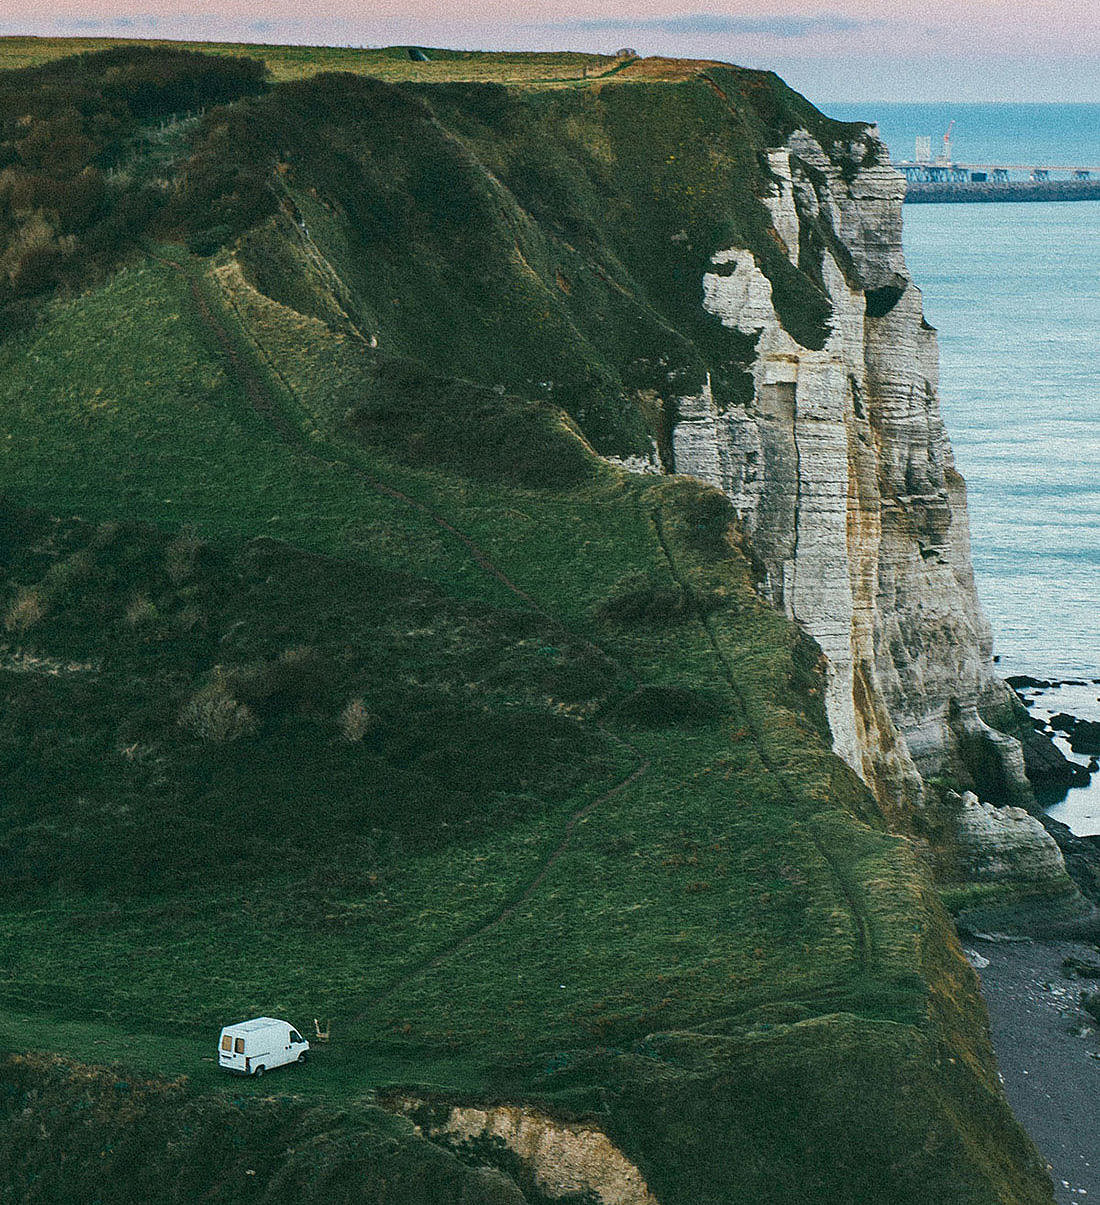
2, 2, 1098, 100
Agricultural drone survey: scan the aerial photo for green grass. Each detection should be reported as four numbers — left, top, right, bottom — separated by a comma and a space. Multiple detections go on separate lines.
217, 67, 853, 443
0, 45, 869, 450
0, 259, 508, 602
0, 53, 1054, 1203
0, 245, 1052, 1201
0, 1008, 492, 1102
0, 37, 658, 87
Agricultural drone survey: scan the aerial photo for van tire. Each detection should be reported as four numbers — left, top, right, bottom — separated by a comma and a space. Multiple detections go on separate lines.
253, 1065, 265, 1078
297, 1052, 308, 1065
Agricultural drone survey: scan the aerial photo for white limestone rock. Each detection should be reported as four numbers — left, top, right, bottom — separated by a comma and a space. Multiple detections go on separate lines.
762, 149, 801, 265
389, 1096, 658, 1205
671, 133, 1040, 850
955, 793, 1068, 884
606, 439, 663, 476
964, 948, 991, 971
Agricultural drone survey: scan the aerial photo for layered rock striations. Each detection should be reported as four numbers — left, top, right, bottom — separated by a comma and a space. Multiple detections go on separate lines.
671, 131, 1052, 853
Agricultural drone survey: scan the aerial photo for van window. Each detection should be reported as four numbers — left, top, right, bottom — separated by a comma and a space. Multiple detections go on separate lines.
290, 1030, 302, 1044
221, 1034, 233, 1052
234, 1037, 245, 1054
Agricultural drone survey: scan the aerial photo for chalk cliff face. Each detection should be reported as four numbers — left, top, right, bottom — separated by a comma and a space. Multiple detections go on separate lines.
671, 130, 1032, 827
390, 1096, 658, 1205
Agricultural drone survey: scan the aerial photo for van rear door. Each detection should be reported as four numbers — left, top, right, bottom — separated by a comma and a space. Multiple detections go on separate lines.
218, 1030, 246, 1070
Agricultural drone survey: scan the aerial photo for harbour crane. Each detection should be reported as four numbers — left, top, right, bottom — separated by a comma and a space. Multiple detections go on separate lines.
937, 120, 955, 166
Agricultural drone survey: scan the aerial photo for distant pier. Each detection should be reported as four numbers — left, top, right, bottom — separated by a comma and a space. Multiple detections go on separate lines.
898, 160, 1100, 203
899, 161, 1098, 183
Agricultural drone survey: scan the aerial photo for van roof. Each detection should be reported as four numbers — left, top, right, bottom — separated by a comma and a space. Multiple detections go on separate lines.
220, 1016, 286, 1034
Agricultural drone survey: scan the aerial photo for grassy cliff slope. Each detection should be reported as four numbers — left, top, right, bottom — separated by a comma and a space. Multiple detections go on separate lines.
0, 45, 1054, 1203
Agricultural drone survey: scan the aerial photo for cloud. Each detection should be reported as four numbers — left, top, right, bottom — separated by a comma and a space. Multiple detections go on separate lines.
531, 12, 881, 39
62, 14, 235, 33
69, 17, 146, 30
44, 11, 359, 41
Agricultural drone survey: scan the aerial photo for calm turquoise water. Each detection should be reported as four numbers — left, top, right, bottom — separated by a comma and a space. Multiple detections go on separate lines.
823, 102, 1100, 174
901, 203, 1100, 833
900, 201, 1100, 683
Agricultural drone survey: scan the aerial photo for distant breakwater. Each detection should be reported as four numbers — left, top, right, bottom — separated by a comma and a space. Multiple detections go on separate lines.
905, 180, 1100, 204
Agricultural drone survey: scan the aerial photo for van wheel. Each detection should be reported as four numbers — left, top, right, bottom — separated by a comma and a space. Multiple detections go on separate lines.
297, 1052, 308, 1065
253, 1065, 265, 1078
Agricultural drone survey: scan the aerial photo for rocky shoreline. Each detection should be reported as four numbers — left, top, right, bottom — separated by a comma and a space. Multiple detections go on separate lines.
1003, 677, 1100, 893
962, 678, 1100, 1202
969, 935, 1100, 1204
1009, 676, 1100, 793
1042, 817, 1100, 907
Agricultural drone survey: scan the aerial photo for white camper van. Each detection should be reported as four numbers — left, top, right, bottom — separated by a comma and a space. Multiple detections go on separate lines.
217, 1017, 309, 1076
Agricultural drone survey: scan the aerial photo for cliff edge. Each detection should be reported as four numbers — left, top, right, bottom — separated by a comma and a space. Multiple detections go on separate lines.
665, 115, 1080, 917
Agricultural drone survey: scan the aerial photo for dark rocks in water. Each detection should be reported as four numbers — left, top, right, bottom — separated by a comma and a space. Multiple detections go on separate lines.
1007, 674, 1052, 690
1063, 956, 1100, 979
1042, 816, 1100, 903
1074, 730, 1100, 757
1049, 713, 1100, 756
1021, 725, 1091, 790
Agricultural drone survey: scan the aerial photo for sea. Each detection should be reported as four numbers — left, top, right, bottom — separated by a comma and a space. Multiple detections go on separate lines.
823, 104, 1100, 833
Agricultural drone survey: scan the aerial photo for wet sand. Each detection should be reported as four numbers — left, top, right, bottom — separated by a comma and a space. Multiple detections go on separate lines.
970, 936, 1100, 1203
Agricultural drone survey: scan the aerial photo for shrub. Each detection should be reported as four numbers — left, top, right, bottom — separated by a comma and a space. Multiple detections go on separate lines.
345, 361, 597, 489
0, 298, 40, 338
186, 224, 233, 257
338, 697, 378, 743
541, 647, 616, 704
10, 242, 70, 297
224, 646, 328, 714
612, 683, 726, 727
164, 527, 204, 584
43, 548, 94, 594
124, 593, 158, 627
178, 673, 258, 744
3, 586, 44, 633
0, 46, 268, 317
97, 46, 267, 119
